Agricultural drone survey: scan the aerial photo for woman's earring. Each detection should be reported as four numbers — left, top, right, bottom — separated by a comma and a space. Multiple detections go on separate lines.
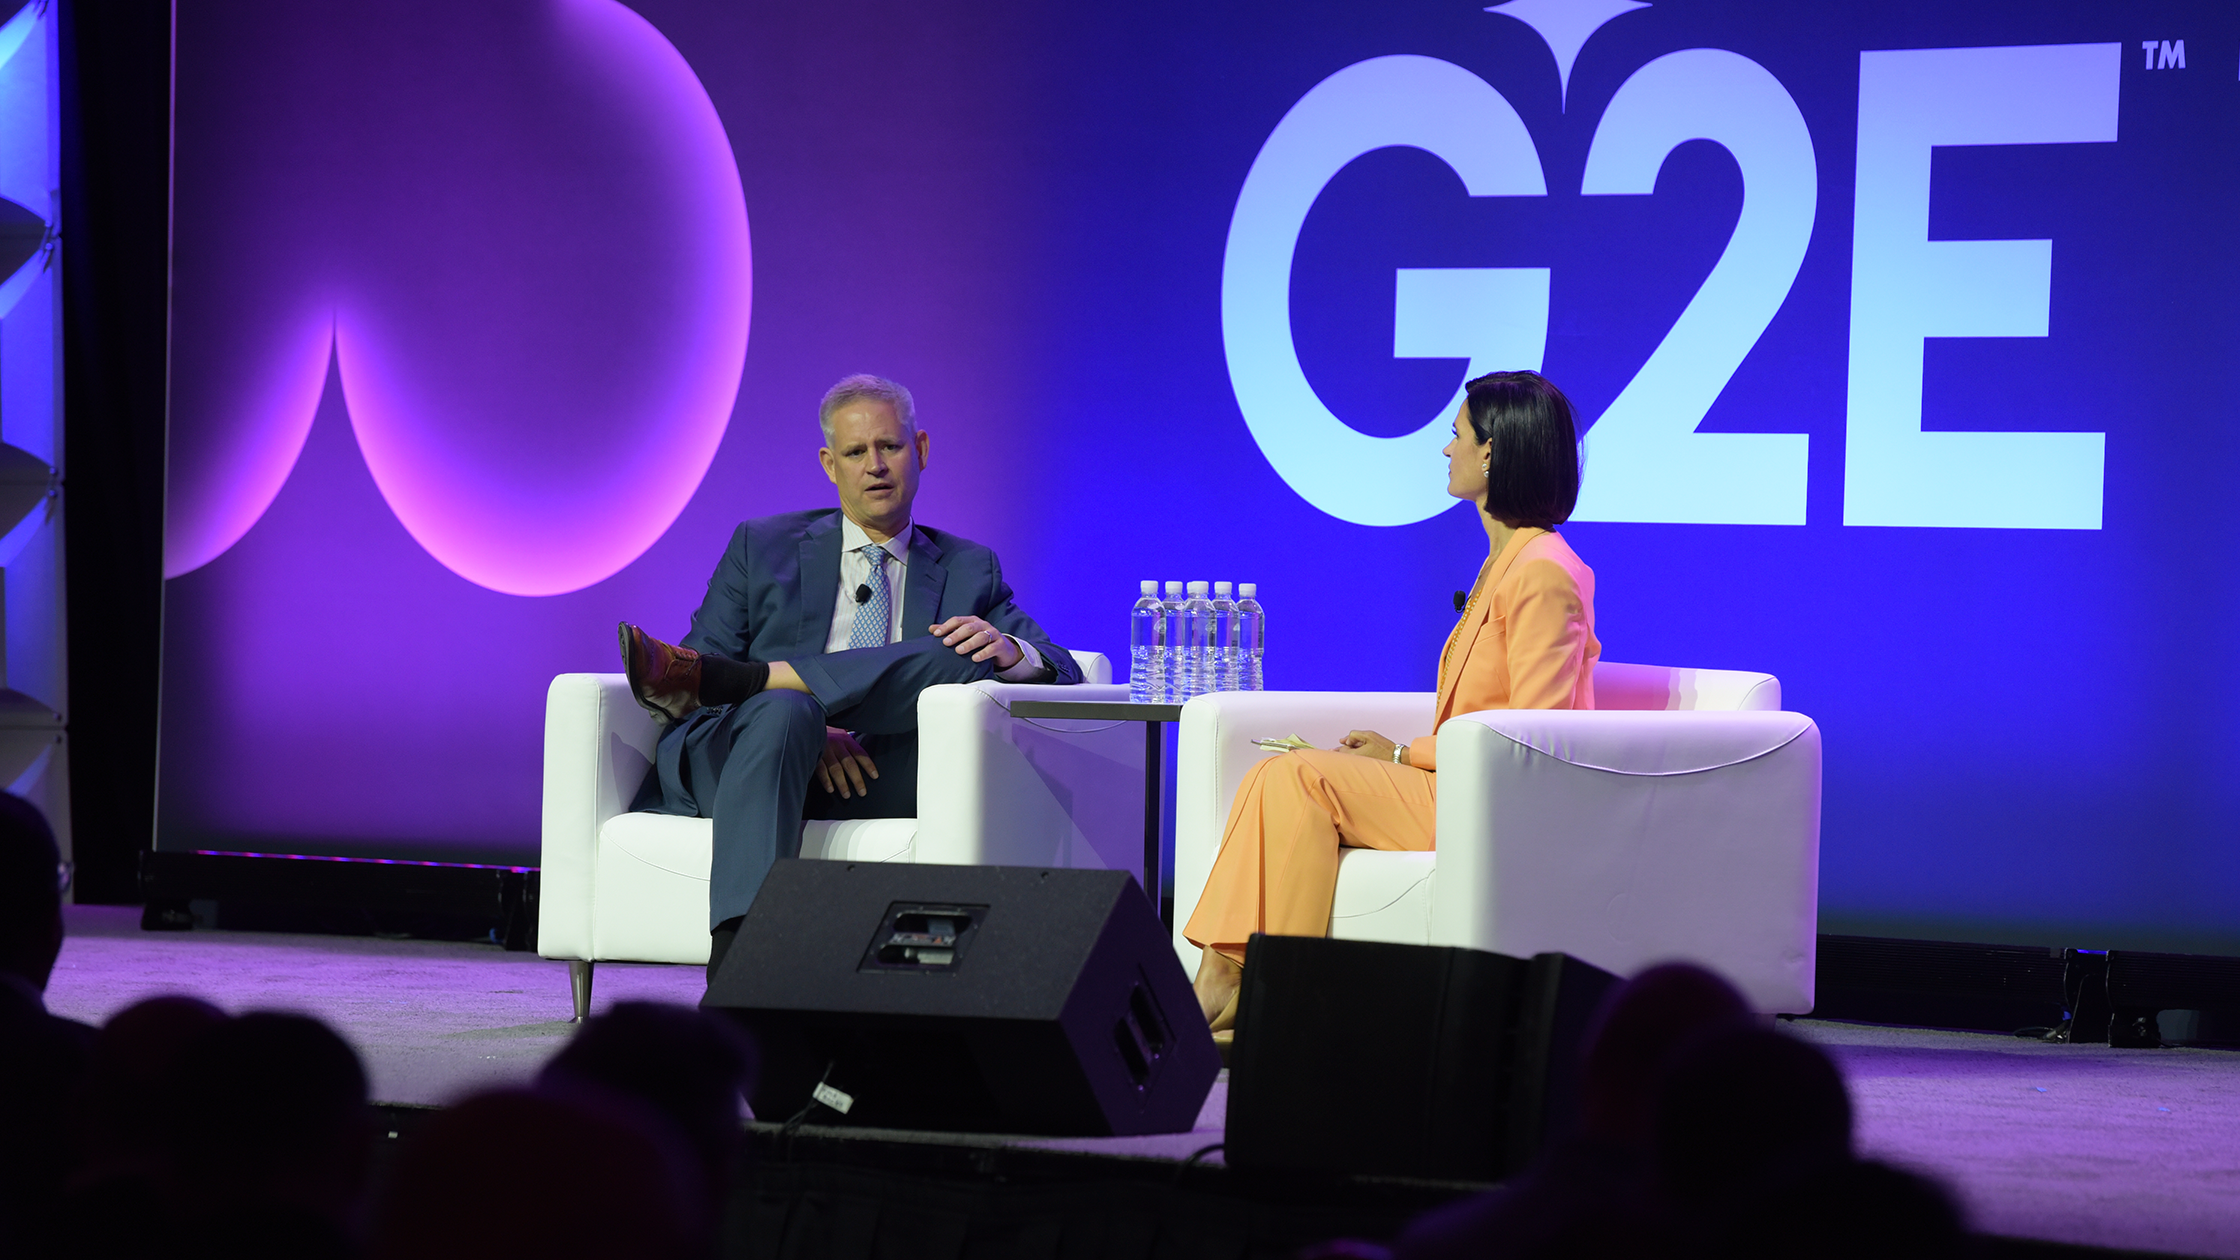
1481, 460, 1490, 475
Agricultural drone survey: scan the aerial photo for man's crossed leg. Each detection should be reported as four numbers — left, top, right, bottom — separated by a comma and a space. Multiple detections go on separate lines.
627, 633, 1002, 977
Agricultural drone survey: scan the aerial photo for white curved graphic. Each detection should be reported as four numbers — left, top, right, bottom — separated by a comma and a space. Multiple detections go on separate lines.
1483, 0, 1652, 108
1571, 48, 1817, 525
1221, 55, 1548, 527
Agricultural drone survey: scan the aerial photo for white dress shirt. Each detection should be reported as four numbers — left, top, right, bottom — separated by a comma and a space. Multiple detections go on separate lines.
823, 516, 1047, 681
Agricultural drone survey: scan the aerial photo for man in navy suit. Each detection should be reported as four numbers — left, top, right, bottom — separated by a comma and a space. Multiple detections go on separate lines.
620, 374, 1081, 976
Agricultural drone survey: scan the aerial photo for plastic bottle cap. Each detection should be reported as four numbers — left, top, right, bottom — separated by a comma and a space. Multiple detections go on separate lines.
1165, 581, 1183, 595
1140, 580, 1157, 594
1214, 581, 1232, 595
1239, 583, 1256, 596
1187, 581, 1209, 595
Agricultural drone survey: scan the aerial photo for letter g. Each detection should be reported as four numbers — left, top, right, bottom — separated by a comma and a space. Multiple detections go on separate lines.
1221, 56, 1547, 526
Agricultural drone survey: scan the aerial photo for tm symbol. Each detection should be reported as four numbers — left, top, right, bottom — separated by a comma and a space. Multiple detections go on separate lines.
2139, 39, 2185, 70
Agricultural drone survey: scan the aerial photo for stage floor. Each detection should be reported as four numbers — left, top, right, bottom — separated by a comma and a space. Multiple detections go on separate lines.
44, 906, 2240, 1259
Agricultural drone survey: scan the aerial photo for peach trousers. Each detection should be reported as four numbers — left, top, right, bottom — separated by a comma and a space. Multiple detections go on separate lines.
1182, 748, 1436, 964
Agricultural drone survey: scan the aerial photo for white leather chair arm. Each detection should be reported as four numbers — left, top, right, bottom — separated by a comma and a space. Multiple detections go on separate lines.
1430, 708, 1821, 1013
1171, 689, 1435, 967
916, 680, 1142, 872
1594, 662, 1782, 712
539, 673, 661, 961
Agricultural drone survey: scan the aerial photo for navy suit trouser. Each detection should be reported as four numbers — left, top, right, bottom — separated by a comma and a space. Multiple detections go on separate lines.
637, 637, 999, 927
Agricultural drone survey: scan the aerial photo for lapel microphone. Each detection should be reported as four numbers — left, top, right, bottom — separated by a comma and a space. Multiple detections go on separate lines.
855, 584, 873, 605
1453, 590, 1468, 612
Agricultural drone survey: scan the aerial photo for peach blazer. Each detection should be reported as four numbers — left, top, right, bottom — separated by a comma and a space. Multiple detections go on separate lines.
1405, 527, 1598, 771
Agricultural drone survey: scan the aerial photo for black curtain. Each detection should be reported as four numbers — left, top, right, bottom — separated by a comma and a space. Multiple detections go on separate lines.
58, 0, 171, 904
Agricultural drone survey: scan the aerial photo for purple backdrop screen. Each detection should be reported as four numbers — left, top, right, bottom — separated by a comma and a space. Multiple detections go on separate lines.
161, 0, 2240, 953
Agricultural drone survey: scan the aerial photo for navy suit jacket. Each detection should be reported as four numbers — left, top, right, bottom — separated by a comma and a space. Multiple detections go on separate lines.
677, 509, 1082, 686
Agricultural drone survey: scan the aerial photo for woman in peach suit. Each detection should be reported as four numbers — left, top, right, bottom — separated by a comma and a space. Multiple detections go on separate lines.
1184, 371, 1599, 1028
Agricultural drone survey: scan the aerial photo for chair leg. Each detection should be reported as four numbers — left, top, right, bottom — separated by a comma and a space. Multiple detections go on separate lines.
569, 959, 594, 1023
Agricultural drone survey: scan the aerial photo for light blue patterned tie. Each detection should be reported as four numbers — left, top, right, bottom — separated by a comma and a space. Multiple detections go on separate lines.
848, 543, 893, 650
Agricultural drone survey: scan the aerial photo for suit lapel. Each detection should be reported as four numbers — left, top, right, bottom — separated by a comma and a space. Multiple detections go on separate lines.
1437, 528, 1541, 722
901, 529, 947, 638
798, 514, 843, 652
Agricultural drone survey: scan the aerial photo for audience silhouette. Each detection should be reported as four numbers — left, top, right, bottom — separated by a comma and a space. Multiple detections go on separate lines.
46, 994, 756, 1260
1388, 963, 1969, 1260
74, 994, 228, 1176
0, 791, 97, 1255
368, 1088, 701, 1260
66, 995, 229, 1256
3, 795, 1968, 1260
57, 1003, 374, 1259
1653, 1026, 1965, 1258
537, 999, 760, 1239
161, 1011, 376, 1257
1390, 962, 1754, 1260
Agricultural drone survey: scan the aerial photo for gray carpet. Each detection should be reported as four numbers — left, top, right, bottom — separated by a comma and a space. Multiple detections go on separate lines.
42, 906, 2240, 1258
47, 905, 701, 1106
1799, 1020, 2240, 1257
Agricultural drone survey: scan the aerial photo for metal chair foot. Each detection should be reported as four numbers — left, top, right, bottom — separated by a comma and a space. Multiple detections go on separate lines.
569, 959, 594, 1023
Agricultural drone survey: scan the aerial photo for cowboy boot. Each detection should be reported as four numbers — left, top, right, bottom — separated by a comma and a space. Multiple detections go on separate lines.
617, 622, 703, 725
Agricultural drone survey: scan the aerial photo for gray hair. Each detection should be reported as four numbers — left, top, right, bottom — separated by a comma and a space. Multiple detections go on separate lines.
818, 374, 917, 445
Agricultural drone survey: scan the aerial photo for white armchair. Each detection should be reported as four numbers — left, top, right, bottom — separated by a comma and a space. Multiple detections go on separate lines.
539, 652, 1138, 1018
1170, 663, 1820, 1014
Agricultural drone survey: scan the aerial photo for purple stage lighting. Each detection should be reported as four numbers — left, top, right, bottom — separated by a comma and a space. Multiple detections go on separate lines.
166, 0, 751, 596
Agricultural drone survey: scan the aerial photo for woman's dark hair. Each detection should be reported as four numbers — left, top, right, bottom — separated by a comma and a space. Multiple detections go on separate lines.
1464, 370, 1581, 528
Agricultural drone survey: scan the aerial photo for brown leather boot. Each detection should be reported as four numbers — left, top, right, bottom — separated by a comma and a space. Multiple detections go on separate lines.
618, 622, 702, 725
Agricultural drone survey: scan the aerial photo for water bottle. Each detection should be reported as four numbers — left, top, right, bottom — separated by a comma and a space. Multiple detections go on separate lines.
1211, 582, 1238, 692
1160, 581, 1186, 702
1180, 582, 1215, 699
1129, 580, 1162, 704
1236, 583, 1265, 691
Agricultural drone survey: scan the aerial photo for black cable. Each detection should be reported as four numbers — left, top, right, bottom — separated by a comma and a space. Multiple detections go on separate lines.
777, 1060, 840, 1164
1172, 1141, 1225, 1186
772, 1065, 839, 1259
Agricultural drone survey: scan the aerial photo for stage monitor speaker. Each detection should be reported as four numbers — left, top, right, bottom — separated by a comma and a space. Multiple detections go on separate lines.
1224, 935, 1619, 1182
703, 859, 1218, 1137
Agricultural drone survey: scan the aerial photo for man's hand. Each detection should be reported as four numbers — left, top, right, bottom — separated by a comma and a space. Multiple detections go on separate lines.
816, 727, 879, 798
1336, 730, 1403, 764
931, 615, 1023, 670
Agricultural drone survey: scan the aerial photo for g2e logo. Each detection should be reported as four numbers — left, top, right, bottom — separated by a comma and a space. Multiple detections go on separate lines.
1220, 1, 2121, 530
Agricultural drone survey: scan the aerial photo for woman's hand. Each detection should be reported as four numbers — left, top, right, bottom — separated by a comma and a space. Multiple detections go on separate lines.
1336, 730, 1404, 764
